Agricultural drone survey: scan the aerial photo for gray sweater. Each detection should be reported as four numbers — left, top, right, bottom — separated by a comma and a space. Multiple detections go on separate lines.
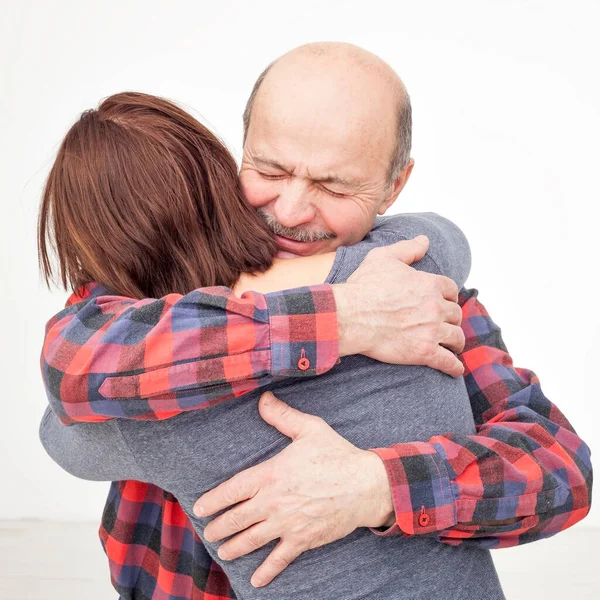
40, 213, 504, 600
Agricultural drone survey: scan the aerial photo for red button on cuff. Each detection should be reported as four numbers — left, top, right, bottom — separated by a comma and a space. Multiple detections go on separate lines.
298, 357, 310, 370
298, 349, 310, 371
418, 506, 430, 527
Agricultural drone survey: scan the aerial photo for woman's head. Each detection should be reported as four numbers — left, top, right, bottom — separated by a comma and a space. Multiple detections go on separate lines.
39, 92, 277, 298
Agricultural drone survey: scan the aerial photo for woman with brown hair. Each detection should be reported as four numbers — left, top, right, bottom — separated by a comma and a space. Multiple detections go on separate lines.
38, 92, 486, 599
38, 92, 279, 299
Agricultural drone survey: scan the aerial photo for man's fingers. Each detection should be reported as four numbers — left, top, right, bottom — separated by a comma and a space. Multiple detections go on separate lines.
439, 322, 465, 354
258, 392, 313, 440
444, 300, 463, 326
427, 346, 464, 377
194, 470, 260, 517
204, 500, 264, 542
437, 275, 459, 303
250, 541, 303, 588
381, 235, 429, 265
217, 522, 277, 561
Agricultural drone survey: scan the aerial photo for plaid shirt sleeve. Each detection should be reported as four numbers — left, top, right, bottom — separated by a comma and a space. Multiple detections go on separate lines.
42, 282, 338, 424
370, 288, 593, 547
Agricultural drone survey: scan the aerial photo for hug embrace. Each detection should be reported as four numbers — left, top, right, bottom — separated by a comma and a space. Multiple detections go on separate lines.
38, 43, 592, 600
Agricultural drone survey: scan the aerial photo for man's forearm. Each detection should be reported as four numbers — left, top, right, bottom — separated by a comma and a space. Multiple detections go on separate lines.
369, 288, 592, 545
43, 240, 468, 426
43, 282, 339, 424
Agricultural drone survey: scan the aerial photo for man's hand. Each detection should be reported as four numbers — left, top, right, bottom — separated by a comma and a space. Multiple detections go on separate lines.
193, 392, 393, 588
333, 235, 465, 376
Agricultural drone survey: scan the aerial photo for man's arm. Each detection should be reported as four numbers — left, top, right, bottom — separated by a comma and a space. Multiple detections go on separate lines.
193, 288, 592, 587
42, 282, 338, 424
42, 238, 465, 425
370, 288, 592, 546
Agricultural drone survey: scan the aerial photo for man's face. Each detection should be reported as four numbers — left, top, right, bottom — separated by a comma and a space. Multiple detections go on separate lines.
240, 72, 409, 258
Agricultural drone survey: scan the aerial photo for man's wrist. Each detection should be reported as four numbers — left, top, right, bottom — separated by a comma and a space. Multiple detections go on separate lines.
362, 450, 395, 528
332, 283, 365, 358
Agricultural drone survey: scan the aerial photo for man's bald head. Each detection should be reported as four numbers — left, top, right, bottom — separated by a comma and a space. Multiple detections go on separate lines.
239, 43, 416, 257
242, 42, 411, 185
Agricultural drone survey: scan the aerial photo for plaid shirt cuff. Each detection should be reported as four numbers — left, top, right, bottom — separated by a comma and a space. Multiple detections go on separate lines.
266, 284, 340, 377
368, 443, 457, 536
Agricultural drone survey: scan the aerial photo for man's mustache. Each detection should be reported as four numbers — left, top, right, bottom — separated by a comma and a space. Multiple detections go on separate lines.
257, 209, 336, 243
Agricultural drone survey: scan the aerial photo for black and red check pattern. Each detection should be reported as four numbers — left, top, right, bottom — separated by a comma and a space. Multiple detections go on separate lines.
42, 283, 338, 424
370, 289, 591, 546
41, 285, 592, 599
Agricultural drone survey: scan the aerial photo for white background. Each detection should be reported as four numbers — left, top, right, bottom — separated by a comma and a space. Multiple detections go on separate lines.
0, 0, 598, 530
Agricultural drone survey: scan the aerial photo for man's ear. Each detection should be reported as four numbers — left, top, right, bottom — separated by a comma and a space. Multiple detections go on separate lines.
378, 159, 415, 215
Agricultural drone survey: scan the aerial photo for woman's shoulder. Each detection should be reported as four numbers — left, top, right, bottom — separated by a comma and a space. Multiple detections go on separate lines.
331, 212, 471, 288
372, 212, 471, 287
370, 212, 465, 246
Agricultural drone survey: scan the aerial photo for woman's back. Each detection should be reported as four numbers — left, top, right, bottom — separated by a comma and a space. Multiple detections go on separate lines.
110, 213, 504, 599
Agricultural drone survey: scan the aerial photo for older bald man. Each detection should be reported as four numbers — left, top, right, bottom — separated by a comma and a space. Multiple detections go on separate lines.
190, 42, 589, 583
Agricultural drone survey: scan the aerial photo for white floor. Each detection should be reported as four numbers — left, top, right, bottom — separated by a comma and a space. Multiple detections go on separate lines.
0, 521, 598, 599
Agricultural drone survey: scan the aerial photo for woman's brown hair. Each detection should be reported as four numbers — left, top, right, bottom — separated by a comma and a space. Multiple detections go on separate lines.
38, 92, 277, 298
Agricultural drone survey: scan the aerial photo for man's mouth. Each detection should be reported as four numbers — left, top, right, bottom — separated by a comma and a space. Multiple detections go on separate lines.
275, 235, 325, 258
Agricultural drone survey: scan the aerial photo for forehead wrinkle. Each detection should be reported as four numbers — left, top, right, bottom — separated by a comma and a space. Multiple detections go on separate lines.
308, 170, 360, 189
249, 146, 368, 191
250, 152, 292, 172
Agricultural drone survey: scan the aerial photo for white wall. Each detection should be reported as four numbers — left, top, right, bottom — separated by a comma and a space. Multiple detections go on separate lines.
1, 0, 598, 525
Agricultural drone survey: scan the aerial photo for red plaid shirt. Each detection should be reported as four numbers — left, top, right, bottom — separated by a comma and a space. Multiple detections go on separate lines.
41, 283, 592, 599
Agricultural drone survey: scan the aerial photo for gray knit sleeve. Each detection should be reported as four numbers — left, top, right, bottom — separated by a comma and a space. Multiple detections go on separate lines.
326, 212, 471, 287
39, 406, 145, 482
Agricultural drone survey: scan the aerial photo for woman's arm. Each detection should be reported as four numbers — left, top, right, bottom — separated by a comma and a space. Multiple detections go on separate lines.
39, 406, 143, 481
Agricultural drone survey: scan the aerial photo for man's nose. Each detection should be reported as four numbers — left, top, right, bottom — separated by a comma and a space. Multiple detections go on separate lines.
273, 178, 316, 228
